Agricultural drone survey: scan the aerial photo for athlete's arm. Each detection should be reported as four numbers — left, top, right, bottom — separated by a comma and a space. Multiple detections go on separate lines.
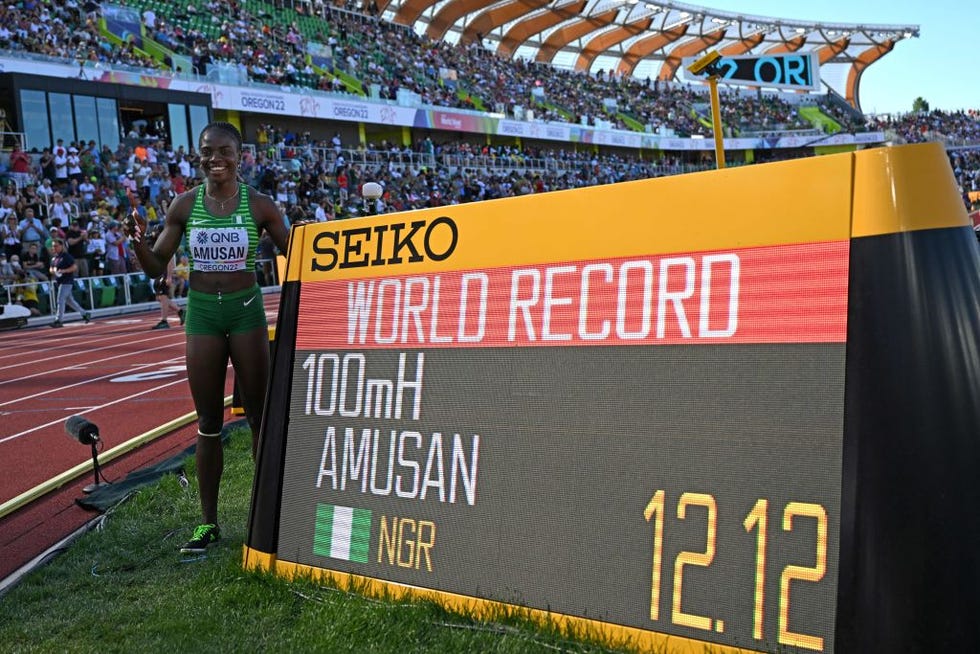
128, 190, 191, 278
248, 187, 291, 255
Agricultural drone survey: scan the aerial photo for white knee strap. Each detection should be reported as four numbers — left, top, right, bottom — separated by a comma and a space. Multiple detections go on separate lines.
198, 430, 222, 439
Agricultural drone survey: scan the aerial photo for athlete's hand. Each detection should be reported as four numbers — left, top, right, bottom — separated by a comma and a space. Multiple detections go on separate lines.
123, 209, 147, 244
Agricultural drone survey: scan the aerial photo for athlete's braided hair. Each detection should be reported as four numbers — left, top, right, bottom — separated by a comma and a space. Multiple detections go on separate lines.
200, 121, 243, 152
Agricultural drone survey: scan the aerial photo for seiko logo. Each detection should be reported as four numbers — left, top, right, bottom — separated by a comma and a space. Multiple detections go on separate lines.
311, 217, 458, 272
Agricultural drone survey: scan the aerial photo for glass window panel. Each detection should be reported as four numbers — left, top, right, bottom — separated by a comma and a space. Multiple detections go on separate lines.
20, 90, 50, 153
49, 93, 74, 146
168, 103, 189, 152
73, 96, 99, 147
97, 98, 120, 152
189, 105, 210, 151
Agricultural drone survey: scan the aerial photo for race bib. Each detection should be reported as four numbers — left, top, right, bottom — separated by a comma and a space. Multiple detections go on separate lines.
190, 227, 249, 272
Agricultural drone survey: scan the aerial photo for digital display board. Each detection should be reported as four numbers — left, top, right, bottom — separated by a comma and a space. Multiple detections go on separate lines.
246, 143, 980, 653
681, 53, 820, 91
279, 339, 845, 652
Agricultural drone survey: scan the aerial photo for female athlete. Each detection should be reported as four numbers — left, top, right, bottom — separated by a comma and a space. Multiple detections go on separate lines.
126, 122, 290, 554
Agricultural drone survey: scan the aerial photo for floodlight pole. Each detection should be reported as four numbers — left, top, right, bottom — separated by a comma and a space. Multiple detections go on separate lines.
707, 75, 726, 169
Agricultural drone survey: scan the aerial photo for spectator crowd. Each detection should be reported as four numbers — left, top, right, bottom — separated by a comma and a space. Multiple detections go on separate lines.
2, 0, 980, 318
0, 126, 713, 303
1, 0, 864, 137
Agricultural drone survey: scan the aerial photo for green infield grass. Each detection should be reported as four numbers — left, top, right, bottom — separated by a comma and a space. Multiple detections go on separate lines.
0, 428, 639, 654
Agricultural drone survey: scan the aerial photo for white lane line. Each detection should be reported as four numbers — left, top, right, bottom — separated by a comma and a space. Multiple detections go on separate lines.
0, 331, 184, 371
0, 316, 170, 357
0, 343, 185, 388
0, 356, 188, 408
1, 360, 232, 445
0, 376, 190, 444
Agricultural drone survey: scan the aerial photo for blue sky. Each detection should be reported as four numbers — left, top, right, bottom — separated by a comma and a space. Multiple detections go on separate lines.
702, 0, 978, 114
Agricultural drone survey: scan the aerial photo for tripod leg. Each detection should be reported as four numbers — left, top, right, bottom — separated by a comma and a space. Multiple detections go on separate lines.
82, 441, 109, 494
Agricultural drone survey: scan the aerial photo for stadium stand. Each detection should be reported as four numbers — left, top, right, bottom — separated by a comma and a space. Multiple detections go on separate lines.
1, 0, 979, 320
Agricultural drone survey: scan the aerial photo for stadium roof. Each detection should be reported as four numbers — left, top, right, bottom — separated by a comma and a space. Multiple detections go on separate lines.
375, 0, 919, 112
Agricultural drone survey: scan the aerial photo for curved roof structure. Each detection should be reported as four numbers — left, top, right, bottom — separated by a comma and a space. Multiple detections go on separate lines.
372, 0, 919, 112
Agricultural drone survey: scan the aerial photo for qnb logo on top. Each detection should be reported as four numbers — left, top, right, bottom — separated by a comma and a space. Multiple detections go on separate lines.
192, 227, 248, 272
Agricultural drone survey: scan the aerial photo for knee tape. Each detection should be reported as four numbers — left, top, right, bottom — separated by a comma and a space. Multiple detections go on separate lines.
198, 430, 222, 439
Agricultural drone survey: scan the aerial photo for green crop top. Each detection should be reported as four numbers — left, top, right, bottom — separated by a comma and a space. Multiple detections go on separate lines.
187, 184, 260, 273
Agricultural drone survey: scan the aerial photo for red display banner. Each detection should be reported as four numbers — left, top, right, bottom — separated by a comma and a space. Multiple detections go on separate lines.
296, 240, 849, 349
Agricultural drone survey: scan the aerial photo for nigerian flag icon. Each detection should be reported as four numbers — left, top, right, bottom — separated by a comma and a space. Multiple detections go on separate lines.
314, 504, 372, 563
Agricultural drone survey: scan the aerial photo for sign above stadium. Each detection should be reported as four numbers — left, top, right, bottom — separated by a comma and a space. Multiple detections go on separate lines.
682, 52, 820, 91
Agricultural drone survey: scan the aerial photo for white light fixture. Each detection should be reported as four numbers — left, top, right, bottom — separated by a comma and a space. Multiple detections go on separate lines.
362, 182, 383, 200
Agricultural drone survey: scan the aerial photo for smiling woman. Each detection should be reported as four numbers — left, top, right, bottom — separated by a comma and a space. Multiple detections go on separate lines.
124, 121, 290, 555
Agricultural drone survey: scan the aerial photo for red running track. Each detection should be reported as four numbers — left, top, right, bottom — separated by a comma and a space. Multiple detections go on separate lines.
0, 291, 280, 584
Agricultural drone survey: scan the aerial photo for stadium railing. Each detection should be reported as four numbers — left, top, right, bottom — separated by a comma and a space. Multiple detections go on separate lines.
251, 144, 706, 178
0, 259, 281, 326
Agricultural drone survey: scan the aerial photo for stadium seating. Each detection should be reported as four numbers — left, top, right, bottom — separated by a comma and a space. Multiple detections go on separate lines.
73, 278, 92, 310
128, 273, 153, 304
36, 282, 51, 316
103, 0, 846, 135
0, 0, 976, 269
100, 276, 124, 307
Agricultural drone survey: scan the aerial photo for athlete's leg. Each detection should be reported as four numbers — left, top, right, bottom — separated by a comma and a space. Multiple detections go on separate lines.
185, 332, 230, 525
228, 325, 271, 458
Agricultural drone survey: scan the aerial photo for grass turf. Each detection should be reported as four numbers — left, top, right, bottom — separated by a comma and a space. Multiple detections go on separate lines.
0, 428, 639, 654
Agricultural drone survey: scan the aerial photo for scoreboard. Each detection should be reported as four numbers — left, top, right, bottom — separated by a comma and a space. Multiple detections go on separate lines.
245, 143, 980, 652
681, 53, 820, 91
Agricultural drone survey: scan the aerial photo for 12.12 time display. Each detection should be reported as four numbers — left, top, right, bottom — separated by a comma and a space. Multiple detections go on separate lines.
645, 489, 828, 651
